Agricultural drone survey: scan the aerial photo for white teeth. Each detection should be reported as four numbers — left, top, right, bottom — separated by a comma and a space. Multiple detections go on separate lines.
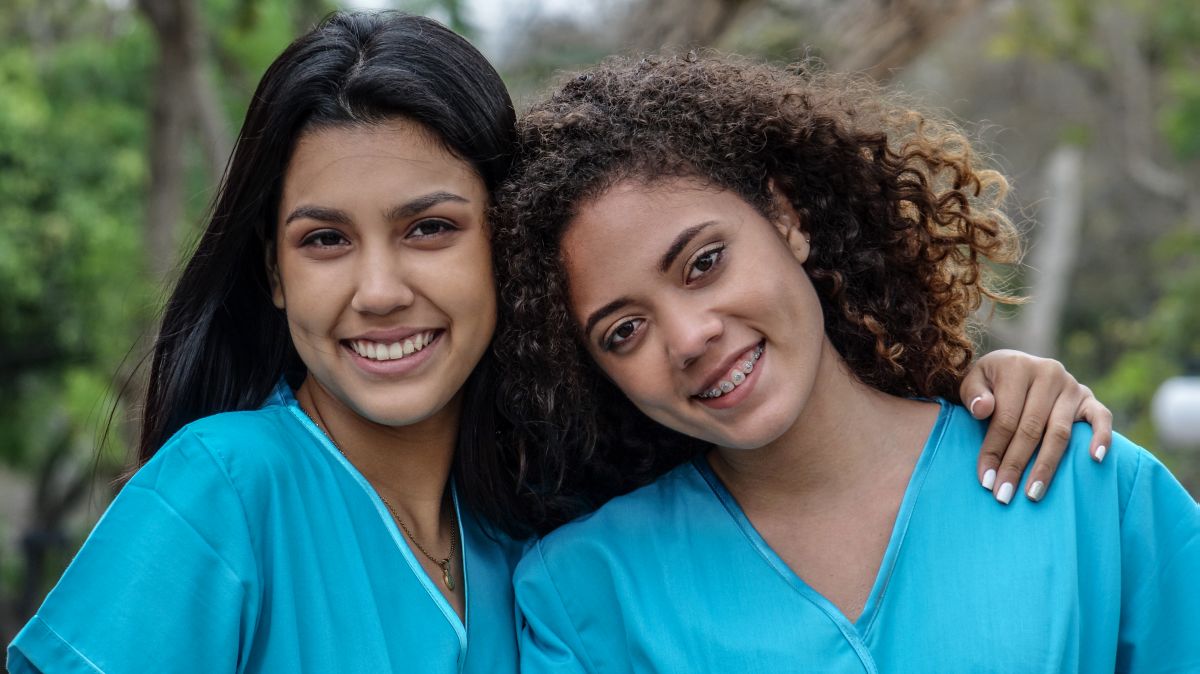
698, 343, 765, 399
349, 331, 437, 362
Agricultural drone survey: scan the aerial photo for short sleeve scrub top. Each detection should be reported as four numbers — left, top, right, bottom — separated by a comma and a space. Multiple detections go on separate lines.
514, 401, 1200, 673
8, 381, 523, 673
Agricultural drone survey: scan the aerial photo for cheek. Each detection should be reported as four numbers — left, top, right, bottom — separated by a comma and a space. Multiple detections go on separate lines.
440, 242, 498, 335
600, 354, 675, 414
276, 258, 350, 334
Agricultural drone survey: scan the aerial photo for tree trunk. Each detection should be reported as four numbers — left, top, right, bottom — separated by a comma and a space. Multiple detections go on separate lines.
139, 0, 194, 278
137, 0, 231, 277
825, 0, 988, 82
619, 0, 763, 51
987, 145, 1084, 356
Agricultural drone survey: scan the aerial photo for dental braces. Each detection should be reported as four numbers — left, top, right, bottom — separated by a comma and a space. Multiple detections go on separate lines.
697, 343, 765, 399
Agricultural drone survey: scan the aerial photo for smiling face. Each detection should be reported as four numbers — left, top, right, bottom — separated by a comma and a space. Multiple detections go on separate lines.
562, 176, 829, 450
272, 119, 495, 428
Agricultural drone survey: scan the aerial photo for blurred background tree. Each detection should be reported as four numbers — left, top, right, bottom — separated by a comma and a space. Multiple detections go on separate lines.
0, 0, 1196, 643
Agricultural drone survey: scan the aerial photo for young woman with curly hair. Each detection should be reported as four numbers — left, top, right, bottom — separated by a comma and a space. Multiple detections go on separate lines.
496, 55, 1200, 672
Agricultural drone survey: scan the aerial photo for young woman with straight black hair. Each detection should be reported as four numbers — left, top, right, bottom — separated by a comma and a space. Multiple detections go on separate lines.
8, 12, 522, 672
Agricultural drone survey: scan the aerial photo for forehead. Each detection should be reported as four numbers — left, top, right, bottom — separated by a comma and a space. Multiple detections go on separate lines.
281, 120, 485, 205
560, 177, 764, 311
562, 177, 751, 269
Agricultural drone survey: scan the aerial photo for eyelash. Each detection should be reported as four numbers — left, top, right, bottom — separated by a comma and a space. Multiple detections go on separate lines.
300, 229, 348, 248
685, 244, 725, 284
298, 219, 459, 248
408, 219, 459, 238
602, 318, 645, 352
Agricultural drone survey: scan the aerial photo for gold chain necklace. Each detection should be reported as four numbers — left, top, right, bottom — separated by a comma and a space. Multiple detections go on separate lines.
302, 407, 458, 591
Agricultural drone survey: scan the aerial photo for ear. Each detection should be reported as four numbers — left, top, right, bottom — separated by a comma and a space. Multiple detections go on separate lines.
768, 179, 810, 264
265, 240, 285, 310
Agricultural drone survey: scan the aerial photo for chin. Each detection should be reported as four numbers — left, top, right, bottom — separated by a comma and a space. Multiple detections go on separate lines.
344, 388, 452, 428
696, 402, 802, 451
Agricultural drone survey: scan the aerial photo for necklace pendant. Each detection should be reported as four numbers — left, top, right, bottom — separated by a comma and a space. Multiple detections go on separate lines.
441, 563, 455, 591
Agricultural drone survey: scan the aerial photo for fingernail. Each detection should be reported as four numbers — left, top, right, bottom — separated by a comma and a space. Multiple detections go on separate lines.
981, 468, 996, 490
968, 395, 983, 417
1094, 445, 1107, 462
1028, 480, 1046, 502
996, 482, 1014, 504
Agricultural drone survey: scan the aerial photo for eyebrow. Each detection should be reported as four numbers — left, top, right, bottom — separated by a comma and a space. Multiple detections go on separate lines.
283, 191, 469, 227
658, 221, 718, 273
583, 296, 634, 341
384, 191, 469, 221
284, 205, 351, 227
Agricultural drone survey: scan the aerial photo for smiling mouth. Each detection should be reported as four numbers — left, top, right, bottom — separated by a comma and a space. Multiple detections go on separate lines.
695, 341, 765, 400
344, 330, 440, 362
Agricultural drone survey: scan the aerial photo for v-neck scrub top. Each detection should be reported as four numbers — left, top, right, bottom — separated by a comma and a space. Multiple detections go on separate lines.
7, 382, 523, 673
514, 401, 1200, 673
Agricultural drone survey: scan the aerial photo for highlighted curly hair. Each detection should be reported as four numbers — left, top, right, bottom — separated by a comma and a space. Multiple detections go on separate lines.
492, 54, 1020, 535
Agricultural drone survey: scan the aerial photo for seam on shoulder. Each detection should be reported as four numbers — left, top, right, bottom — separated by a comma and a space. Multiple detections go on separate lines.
534, 539, 601, 674
136, 427, 257, 582
1117, 446, 1146, 525
122, 483, 248, 584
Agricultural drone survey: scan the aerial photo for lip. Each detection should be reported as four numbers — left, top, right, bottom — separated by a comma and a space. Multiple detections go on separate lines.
342, 330, 443, 377
694, 340, 764, 396
347, 327, 440, 343
694, 341, 766, 410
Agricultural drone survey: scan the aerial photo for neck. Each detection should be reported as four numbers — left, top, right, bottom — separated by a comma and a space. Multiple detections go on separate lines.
296, 375, 459, 537
709, 339, 937, 511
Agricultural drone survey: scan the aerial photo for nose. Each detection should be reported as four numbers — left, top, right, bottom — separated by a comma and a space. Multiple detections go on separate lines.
660, 303, 723, 370
350, 247, 415, 316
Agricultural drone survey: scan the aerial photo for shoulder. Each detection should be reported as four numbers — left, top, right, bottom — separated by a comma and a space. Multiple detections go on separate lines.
937, 402, 1146, 488
146, 403, 319, 490
518, 462, 702, 577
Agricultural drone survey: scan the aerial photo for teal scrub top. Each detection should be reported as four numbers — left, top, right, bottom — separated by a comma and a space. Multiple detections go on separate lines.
8, 382, 523, 673
514, 401, 1200, 673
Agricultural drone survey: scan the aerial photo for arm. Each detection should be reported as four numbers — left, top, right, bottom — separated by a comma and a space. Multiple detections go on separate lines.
959, 350, 1113, 504
1115, 447, 1200, 672
6, 429, 257, 674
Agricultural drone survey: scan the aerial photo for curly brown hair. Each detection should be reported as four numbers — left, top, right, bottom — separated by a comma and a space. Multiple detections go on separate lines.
492, 53, 1020, 535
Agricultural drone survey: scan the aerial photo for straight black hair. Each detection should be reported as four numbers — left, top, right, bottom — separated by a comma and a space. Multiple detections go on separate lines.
139, 11, 523, 532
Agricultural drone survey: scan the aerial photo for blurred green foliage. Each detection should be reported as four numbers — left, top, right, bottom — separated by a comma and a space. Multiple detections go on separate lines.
0, 17, 152, 470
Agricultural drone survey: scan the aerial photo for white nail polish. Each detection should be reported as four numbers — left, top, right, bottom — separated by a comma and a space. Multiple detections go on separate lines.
982, 468, 996, 490
969, 395, 983, 417
1028, 480, 1046, 502
997, 482, 1015, 504
1094, 445, 1107, 462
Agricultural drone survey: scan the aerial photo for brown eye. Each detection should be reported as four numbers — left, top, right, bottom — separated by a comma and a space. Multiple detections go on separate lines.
685, 245, 725, 283
603, 318, 645, 351
408, 219, 458, 238
302, 229, 349, 247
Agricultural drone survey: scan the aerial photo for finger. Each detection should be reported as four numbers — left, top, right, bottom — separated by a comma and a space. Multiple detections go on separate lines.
1078, 396, 1114, 462
991, 375, 1065, 505
958, 363, 996, 420
1023, 387, 1085, 502
974, 371, 1033, 494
